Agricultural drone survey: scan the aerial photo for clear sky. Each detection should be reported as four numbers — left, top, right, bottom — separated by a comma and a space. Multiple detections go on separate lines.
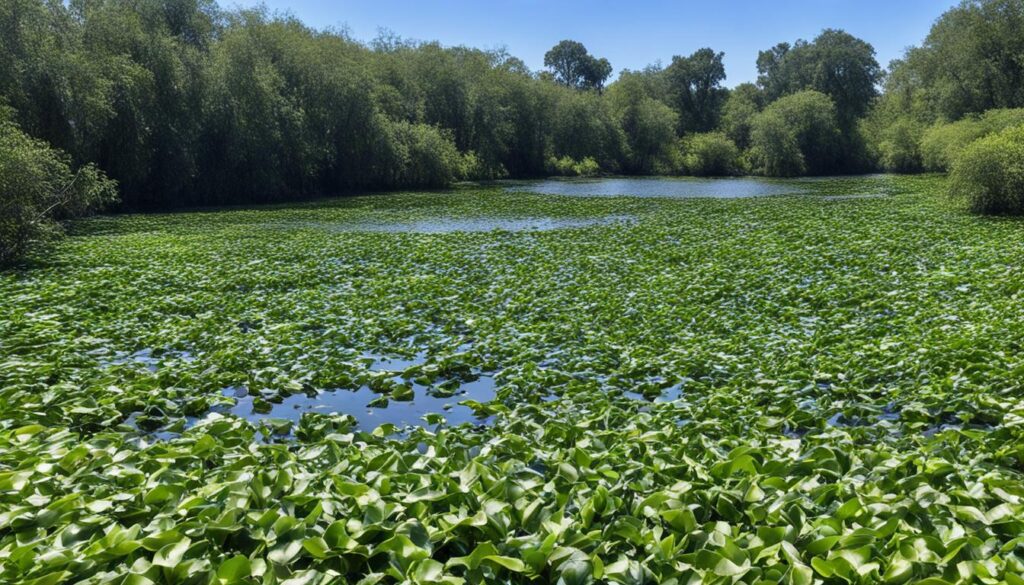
229, 0, 961, 86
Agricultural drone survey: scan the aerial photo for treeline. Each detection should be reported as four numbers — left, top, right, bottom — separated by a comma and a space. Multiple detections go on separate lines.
1, 0, 888, 213
863, 0, 1024, 214
3, 0, 1024, 250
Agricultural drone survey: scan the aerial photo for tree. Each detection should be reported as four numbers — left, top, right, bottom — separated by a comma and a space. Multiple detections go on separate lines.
665, 48, 727, 134
550, 89, 624, 170
756, 29, 881, 127
750, 91, 842, 176
720, 83, 762, 150
0, 107, 117, 264
544, 40, 612, 91
887, 0, 1024, 121
584, 57, 613, 92
608, 74, 678, 173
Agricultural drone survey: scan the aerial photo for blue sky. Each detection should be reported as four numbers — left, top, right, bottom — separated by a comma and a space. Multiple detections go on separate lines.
231, 0, 960, 86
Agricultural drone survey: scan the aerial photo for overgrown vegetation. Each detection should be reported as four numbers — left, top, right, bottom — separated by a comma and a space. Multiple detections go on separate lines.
3, 175, 1024, 583
681, 132, 740, 176
950, 125, 1024, 215
0, 108, 117, 265
0, 0, 886, 215
867, 1, 1024, 214
1, 0, 1024, 227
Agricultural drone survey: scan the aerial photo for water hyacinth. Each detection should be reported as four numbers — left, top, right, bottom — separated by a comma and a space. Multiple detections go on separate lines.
2, 175, 1024, 584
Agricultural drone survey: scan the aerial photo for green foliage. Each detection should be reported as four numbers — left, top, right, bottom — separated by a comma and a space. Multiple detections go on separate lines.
920, 119, 989, 172
888, 0, 1024, 121
757, 29, 881, 127
949, 125, 1024, 214
546, 155, 602, 177
681, 132, 740, 176
543, 40, 612, 91
875, 117, 926, 173
921, 108, 1024, 171
749, 91, 841, 176
665, 48, 728, 134
3, 175, 1024, 582
0, 109, 117, 264
381, 120, 467, 188
1, 0, 960, 198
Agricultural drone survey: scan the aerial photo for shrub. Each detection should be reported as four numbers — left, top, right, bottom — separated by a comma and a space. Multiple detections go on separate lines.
949, 125, 1024, 215
376, 119, 466, 188
877, 117, 925, 172
749, 91, 841, 177
0, 109, 117, 265
921, 109, 1024, 171
459, 151, 508, 181
546, 155, 601, 177
749, 113, 805, 177
921, 118, 988, 172
681, 132, 740, 176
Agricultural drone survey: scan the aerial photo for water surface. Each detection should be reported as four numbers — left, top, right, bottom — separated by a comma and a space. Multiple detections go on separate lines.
267, 216, 633, 233
511, 177, 806, 199
223, 376, 495, 430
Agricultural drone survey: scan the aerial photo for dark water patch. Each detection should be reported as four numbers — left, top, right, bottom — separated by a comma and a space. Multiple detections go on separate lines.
123, 374, 497, 440
511, 177, 805, 199
222, 376, 496, 431
623, 380, 686, 403
363, 351, 429, 372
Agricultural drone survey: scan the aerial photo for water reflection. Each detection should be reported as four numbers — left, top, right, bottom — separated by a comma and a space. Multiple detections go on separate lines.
222, 376, 495, 430
511, 177, 805, 198
267, 216, 633, 233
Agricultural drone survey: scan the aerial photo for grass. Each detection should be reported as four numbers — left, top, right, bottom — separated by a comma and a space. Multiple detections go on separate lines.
2, 175, 1024, 584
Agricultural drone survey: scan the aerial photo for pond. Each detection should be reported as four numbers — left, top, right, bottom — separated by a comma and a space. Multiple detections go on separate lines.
509, 176, 807, 198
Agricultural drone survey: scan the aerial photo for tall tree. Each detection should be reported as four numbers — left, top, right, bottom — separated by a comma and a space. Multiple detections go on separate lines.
665, 48, 727, 134
756, 29, 881, 127
544, 40, 612, 91
887, 0, 1024, 121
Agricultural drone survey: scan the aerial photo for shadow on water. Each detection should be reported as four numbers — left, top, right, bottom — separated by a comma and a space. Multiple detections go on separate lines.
510, 177, 806, 199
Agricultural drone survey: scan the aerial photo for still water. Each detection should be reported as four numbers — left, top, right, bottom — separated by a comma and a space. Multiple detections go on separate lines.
511, 177, 807, 198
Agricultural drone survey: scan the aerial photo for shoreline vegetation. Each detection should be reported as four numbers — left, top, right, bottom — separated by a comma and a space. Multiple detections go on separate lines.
4, 0, 1024, 262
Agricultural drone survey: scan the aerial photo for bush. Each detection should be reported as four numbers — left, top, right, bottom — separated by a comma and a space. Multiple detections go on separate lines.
949, 125, 1024, 215
376, 119, 466, 188
877, 117, 925, 172
0, 110, 117, 265
749, 91, 841, 177
681, 132, 740, 176
546, 155, 601, 177
921, 118, 989, 172
749, 113, 805, 177
921, 108, 1024, 171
